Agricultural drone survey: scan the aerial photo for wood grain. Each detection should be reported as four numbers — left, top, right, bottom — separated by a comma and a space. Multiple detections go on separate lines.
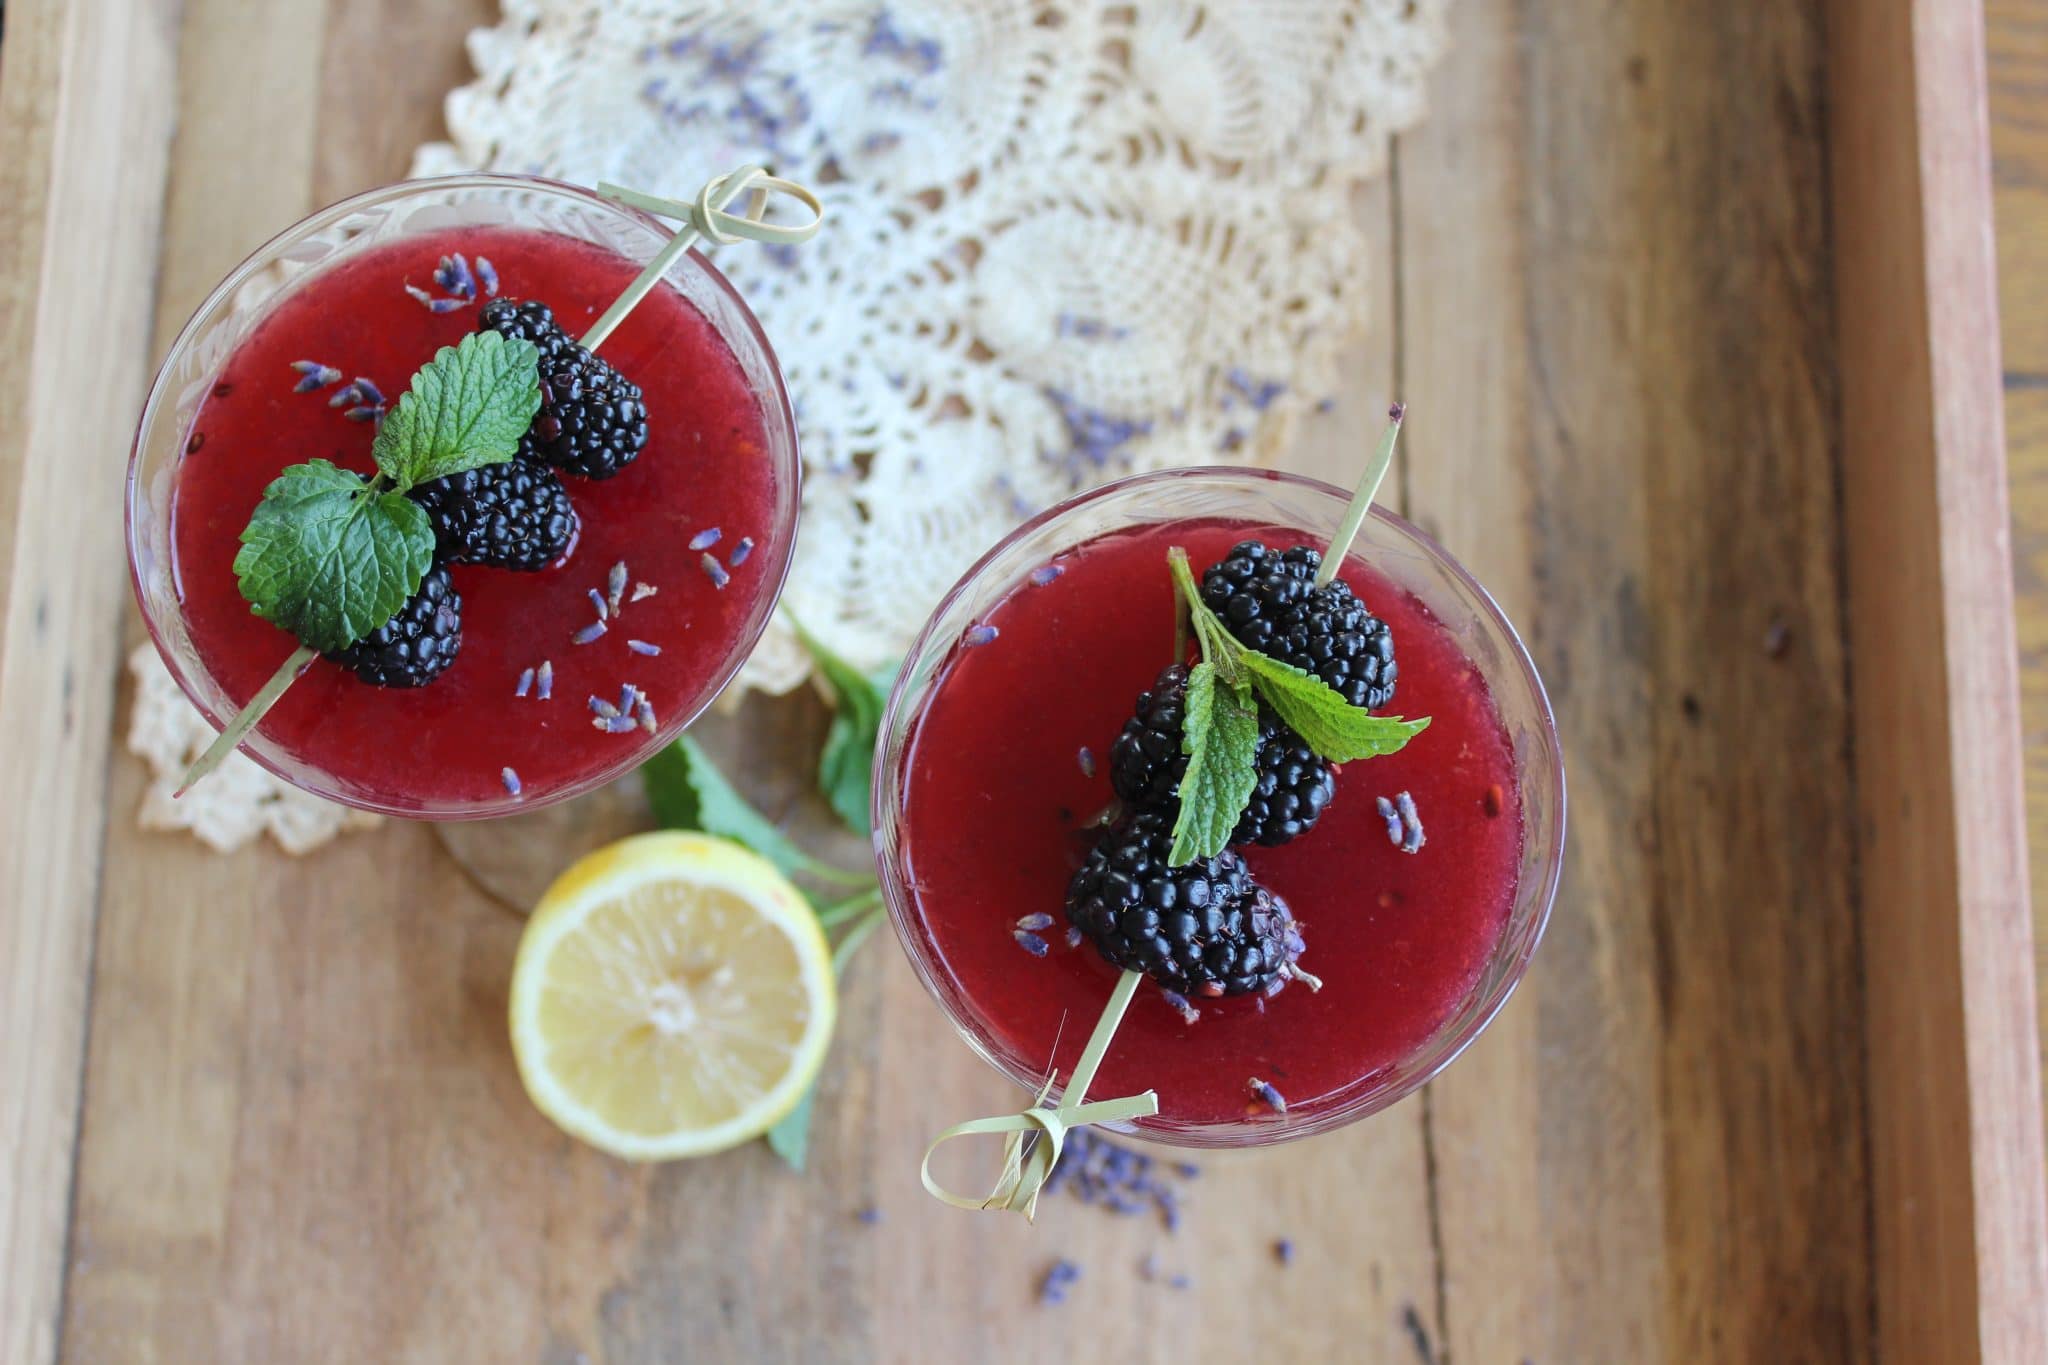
1988, 0, 2048, 1149
0, 3, 178, 1363
1829, 0, 2048, 1359
1404, 2, 1869, 1360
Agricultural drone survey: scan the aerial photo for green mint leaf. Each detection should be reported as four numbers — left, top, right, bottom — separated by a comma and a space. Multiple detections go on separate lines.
1239, 650, 1431, 761
790, 616, 891, 838
641, 735, 869, 887
766, 904, 884, 1172
1166, 546, 1245, 681
232, 460, 433, 652
370, 330, 541, 491
766, 1085, 817, 1171
1168, 661, 1261, 864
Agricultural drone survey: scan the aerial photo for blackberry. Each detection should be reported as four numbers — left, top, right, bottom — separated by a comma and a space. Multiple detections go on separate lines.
411, 457, 578, 570
478, 299, 649, 480
1108, 664, 1335, 847
1201, 540, 1398, 710
326, 564, 462, 687
1064, 810, 1304, 996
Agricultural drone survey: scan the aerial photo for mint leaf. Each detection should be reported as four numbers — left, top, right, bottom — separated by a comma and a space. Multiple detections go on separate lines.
766, 906, 883, 1172
232, 460, 433, 652
765, 1085, 817, 1171
641, 736, 870, 887
790, 616, 890, 837
370, 330, 541, 491
1168, 661, 1261, 864
1239, 650, 1430, 761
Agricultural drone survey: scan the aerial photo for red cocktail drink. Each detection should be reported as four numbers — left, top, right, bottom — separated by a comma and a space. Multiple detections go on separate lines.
129, 178, 799, 816
877, 469, 1562, 1145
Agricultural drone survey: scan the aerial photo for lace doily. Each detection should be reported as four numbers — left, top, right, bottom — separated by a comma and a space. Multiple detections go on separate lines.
126, 645, 384, 853
415, 0, 1449, 691
127, 0, 1445, 849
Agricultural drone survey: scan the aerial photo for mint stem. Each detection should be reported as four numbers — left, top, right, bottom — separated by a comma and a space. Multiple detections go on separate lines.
174, 644, 317, 796
816, 885, 883, 928
1313, 402, 1406, 589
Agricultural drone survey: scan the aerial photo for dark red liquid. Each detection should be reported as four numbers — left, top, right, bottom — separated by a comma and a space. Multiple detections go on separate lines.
896, 521, 1524, 1130
169, 225, 787, 811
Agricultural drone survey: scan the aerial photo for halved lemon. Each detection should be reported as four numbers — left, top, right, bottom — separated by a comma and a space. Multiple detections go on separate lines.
509, 831, 835, 1161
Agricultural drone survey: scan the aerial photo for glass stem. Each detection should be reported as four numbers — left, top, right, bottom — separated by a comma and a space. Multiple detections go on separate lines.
1314, 402, 1406, 589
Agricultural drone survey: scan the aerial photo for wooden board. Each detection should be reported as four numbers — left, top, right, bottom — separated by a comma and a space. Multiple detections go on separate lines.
0, 0, 2039, 1360
1830, 0, 2048, 1358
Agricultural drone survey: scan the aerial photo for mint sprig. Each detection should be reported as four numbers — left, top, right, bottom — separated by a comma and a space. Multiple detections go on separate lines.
232, 460, 434, 653
788, 614, 896, 838
186, 330, 546, 797
1164, 546, 1430, 861
232, 330, 542, 656
1168, 660, 1261, 864
371, 330, 542, 491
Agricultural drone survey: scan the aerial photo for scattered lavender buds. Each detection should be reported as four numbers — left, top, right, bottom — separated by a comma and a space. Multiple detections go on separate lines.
1247, 1077, 1287, 1114
688, 527, 722, 551
403, 283, 436, 309
500, 767, 522, 797
475, 256, 499, 297
1167, 1273, 1193, 1291
627, 639, 661, 656
514, 667, 534, 698
1077, 745, 1096, 778
1038, 1259, 1083, 1306
1395, 790, 1425, 854
290, 360, 342, 392
351, 377, 385, 406
1015, 912, 1054, 932
854, 1206, 883, 1225
328, 383, 362, 408
1040, 1128, 1193, 1231
1377, 795, 1405, 849
572, 620, 608, 645
536, 660, 554, 700
428, 297, 465, 314
730, 536, 755, 566
587, 588, 611, 621
630, 582, 658, 603
963, 624, 999, 648
434, 253, 476, 300
343, 405, 385, 423
636, 698, 657, 733
1029, 563, 1065, 586
1013, 929, 1050, 958
588, 696, 621, 719
700, 554, 730, 589
617, 683, 640, 716
1274, 1238, 1295, 1266
607, 561, 629, 614
1159, 989, 1201, 1026
595, 715, 639, 734
1064, 926, 1083, 949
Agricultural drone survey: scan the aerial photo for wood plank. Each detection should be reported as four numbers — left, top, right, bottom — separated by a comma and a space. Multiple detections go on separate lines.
1985, 0, 2048, 1152
1403, 2, 1870, 1359
0, 2, 179, 1363
1828, 0, 2048, 1358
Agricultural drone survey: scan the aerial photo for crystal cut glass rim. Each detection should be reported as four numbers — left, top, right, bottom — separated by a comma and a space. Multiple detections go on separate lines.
125, 173, 801, 819
871, 464, 1566, 1148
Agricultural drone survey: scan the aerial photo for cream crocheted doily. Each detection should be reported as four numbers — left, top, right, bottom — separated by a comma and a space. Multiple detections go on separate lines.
129, 0, 1447, 851
414, 0, 1448, 691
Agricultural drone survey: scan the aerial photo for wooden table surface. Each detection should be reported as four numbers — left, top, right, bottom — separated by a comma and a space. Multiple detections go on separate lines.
1, 1, 2042, 1361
